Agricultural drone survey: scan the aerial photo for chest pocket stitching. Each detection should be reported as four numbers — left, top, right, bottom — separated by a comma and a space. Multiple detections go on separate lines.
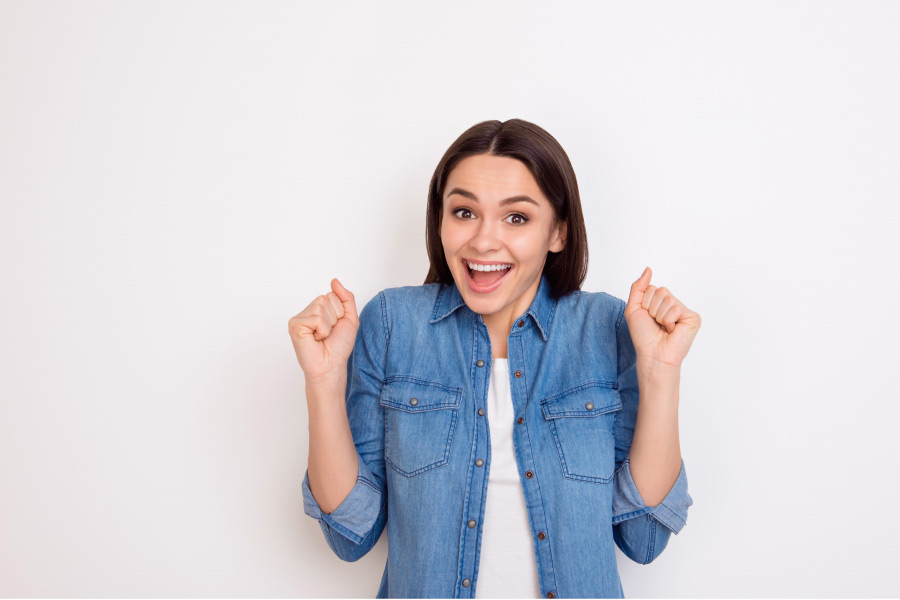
379, 377, 462, 478
541, 381, 622, 484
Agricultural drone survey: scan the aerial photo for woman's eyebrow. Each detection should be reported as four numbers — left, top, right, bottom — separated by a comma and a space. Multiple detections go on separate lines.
446, 187, 539, 207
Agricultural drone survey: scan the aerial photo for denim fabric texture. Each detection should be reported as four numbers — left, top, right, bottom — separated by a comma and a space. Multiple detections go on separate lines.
302, 273, 693, 598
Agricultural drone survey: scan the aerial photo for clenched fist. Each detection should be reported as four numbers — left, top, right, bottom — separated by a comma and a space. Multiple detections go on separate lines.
288, 278, 359, 385
624, 266, 701, 371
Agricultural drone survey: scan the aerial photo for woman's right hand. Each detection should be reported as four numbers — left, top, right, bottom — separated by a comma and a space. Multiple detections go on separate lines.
288, 278, 359, 385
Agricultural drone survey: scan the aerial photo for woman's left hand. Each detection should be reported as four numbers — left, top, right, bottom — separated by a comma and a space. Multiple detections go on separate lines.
624, 267, 701, 370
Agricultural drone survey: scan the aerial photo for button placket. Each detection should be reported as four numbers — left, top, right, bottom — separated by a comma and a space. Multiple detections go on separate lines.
461, 330, 495, 598
507, 315, 559, 596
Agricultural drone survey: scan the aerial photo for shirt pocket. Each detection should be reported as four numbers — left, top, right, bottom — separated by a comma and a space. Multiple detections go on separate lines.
379, 376, 462, 478
540, 381, 622, 485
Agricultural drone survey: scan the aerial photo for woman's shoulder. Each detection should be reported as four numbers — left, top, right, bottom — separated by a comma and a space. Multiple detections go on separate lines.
556, 288, 627, 326
360, 282, 445, 323
377, 282, 444, 307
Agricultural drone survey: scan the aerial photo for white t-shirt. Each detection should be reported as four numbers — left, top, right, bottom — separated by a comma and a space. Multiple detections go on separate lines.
474, 358, 542, 599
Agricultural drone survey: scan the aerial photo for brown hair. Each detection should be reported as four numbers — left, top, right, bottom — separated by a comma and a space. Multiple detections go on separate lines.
423, 119, 588, 299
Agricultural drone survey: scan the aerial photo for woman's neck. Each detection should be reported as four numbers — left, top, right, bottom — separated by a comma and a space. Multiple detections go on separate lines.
480, 275, 541, 363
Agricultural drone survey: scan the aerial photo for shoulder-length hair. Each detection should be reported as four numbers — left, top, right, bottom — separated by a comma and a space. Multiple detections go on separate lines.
423, 119, 588, 300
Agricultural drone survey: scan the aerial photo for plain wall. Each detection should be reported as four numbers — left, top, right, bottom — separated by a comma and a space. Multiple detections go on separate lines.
1, 0, 898, 597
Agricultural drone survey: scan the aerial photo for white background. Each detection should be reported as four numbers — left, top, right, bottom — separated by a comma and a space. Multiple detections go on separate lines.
1, 1, 898, 597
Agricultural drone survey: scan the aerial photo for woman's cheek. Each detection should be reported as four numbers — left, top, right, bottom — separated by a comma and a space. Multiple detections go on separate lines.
439, 224, 456, 253
510, 235, 541, 263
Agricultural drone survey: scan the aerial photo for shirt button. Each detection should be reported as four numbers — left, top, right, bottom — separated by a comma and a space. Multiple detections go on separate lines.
409, 398, 418, 406
478, 408, 486, 416
462, 579, 471, 588
547, 592, 555, 598
585, 402, 594, 410
518, 320, 525, 327
525, 470, 533, 479
467, 519, 476, 528
475, 458, 484, 467
537, 531, 546, 540
517, 417, 524, 424
476, 359, 485, 367
514, 370, 522, 378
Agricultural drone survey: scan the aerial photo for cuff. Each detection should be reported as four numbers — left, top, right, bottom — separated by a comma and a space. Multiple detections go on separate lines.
302, 454, 385, 545
612, 457, 693, 534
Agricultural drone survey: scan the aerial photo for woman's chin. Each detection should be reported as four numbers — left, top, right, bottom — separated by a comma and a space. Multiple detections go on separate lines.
459, 284, 508, 314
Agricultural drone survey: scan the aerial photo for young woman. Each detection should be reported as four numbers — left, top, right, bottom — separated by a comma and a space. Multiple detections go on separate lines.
289, 119, 700, 599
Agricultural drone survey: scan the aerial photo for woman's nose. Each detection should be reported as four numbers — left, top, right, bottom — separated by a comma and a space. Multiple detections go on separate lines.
469, 219, 502, 253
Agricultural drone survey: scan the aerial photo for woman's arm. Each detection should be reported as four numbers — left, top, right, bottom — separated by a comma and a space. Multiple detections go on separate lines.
306, 377, 360, 514
628, 363, 682, 506
290, 278, 365, 514
291, 281, 389, 561
611, 267, 698, 564
622, 266, 699, 507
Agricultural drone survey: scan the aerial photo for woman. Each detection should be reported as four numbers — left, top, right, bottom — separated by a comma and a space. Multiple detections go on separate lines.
289, 119, 700, 599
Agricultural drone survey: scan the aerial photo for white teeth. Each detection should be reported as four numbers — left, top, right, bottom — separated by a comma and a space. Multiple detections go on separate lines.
466, 261, 512, 272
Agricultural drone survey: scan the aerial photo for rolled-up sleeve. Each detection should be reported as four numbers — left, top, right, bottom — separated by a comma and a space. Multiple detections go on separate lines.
300, 291, 389, 562
610, 299, 693, 564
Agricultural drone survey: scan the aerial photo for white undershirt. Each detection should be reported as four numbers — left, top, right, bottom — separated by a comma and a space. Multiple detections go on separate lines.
474, 358, 541, 599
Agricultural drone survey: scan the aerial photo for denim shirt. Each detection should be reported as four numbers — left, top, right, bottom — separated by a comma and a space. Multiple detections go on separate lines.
302, 273, 693, 599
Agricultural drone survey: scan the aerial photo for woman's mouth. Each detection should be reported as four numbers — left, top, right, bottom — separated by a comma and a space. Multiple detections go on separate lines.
462, 259, 514, 293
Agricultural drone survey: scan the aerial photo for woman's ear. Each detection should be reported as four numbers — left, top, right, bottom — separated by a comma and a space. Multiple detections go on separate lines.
549, 219, 567, 253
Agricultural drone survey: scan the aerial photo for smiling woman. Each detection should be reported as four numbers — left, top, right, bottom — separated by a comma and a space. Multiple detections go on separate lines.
424, 120, 588, 302
290, 119, 699, 599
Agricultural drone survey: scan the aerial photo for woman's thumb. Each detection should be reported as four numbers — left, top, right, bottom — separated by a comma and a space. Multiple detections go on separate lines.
331, 278, 357, 316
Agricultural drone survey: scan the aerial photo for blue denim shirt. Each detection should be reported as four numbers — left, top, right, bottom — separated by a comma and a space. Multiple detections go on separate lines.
302, 273, 693, 598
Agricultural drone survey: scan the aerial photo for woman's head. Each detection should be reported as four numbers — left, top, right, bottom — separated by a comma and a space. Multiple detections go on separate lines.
424, 119, 588, 315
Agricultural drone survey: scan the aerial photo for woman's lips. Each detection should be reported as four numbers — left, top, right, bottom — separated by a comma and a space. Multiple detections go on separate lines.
461, 259, 513, 294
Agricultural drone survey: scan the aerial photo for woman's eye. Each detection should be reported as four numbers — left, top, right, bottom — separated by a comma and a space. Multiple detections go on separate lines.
452, 208, 528, 225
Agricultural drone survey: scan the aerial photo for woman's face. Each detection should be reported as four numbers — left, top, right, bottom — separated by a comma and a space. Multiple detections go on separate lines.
440, 153, 566, 320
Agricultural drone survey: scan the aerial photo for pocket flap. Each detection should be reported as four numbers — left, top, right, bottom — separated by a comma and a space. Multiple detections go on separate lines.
540, 382, 622, 419
380, 377, 462, 413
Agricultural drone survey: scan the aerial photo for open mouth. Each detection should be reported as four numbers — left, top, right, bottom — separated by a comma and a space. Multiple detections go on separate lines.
463, 259, 514, 287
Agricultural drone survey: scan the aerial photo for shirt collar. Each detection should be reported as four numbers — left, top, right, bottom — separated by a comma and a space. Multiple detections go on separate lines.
429, 272, 556, 341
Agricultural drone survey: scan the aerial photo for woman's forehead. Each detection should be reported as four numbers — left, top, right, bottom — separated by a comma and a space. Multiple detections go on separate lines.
445, 155, 547, 204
